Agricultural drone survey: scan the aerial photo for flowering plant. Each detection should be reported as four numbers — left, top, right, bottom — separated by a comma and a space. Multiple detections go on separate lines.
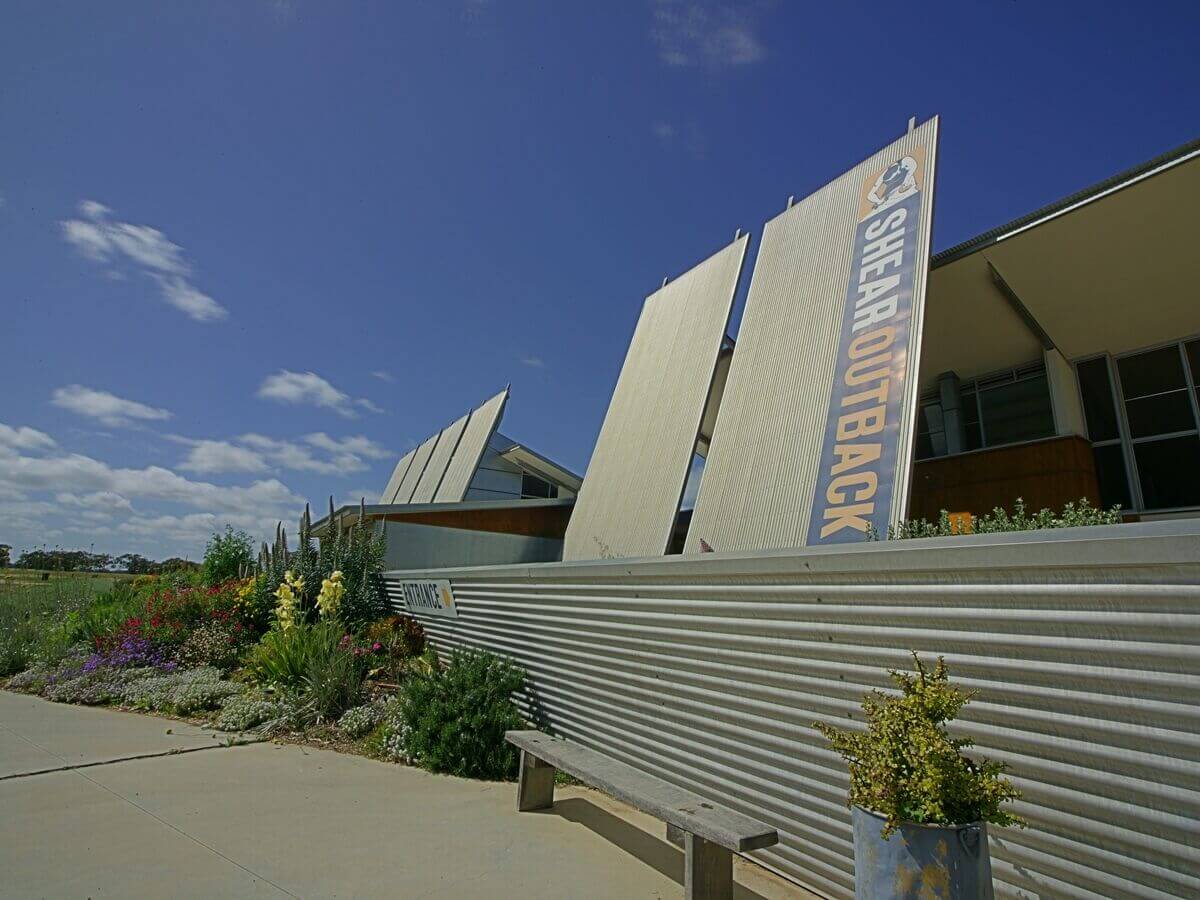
275, 571, 304, 631
316, 571, 345, 621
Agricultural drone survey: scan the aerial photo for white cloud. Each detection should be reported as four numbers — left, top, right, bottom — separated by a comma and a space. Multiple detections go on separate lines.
60, 200, 229, 323
52, 385, 172, 428
55, 490, 135, 513
371, 370, 395, 383
0, 423, 57, 453
256, 370, 380, 419
0, 422, 308, 560
520, 356, 546, 368
173, 439, 269, 475
170, 431, 390, 476
152, 275, 227, 323
652, 121, 676, 142
651, 1, 767, 68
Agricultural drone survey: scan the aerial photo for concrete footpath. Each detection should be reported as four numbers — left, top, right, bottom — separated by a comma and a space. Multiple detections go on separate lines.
0, 691, 814, 899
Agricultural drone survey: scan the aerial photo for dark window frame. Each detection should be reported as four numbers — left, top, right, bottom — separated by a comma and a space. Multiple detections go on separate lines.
1076, 335, 1200, 513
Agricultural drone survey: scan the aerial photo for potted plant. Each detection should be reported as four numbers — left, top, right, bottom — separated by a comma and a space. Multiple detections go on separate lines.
815, 653, 1023, 899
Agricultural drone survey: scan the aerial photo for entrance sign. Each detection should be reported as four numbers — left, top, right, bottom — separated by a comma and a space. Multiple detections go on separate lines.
686, 119, 939, 552
400, 579, 458, 618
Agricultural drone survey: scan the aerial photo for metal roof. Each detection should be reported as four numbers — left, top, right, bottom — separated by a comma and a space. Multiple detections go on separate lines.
932, 135, 1200, 267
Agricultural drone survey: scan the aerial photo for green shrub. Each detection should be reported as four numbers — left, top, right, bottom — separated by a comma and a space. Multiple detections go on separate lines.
338, 700, 387, 739
202, 526, 254, 588
244, 622, 340, 688
880, 497, 1119, 541
302, 628, 368, 721
121, 667, 243, 715
174, 621, 245, 672
216, 691, 286, 732
0, 576, 116, 675
395, 648, 526, 780
814, 653, 1024, 837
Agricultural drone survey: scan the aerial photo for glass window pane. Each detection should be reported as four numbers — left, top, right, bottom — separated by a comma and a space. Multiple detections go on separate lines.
961, 389, 982, 451
978, 375, 1055, 447
520, 473, 554, 498
1076, 357, 1119, 441
1092, 444, 1131, 511
1187, 340, 1200, 407
1187, 340, 1200, 381
1124, 390, 1195, 439
1117, 346, 1186, 400
1133, 436, 1200, 509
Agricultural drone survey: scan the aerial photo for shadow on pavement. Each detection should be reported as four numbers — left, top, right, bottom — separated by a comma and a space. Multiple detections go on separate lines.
547, 797, 772, 900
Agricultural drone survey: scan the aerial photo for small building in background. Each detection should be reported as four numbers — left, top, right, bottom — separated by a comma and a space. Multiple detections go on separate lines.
312, 387, 582, 570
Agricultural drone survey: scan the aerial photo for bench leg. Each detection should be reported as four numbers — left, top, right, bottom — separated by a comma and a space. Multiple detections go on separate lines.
516, 751, 556, 811
666, 822, 685, 847
684, 833, 733, 900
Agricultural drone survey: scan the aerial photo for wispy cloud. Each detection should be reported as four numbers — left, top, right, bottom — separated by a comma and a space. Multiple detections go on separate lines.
371, 370, 396, 383
172, 431, 391, 476
256, 370, 382, 419
0, 423, 57, 453
651, 1, 767, 68
60, 200, 228, 322
520, 356, 546, 369
51, 385, 172, 428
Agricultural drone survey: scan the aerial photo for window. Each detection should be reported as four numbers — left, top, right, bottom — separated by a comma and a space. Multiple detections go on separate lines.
1076, 357, 1132, 510
914, 363, 1054, 460
520, 473, 556, 499
1077, 340, 1200, 513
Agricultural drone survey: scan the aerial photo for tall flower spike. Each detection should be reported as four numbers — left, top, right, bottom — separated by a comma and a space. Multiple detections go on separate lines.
328, 495, 335, 523
359, 497, 366, 531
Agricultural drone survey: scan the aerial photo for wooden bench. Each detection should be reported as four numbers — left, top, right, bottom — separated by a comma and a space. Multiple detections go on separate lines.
506, 730, 778, 900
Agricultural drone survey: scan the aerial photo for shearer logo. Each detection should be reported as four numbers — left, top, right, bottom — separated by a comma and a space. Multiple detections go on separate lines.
859, 147, 926, 221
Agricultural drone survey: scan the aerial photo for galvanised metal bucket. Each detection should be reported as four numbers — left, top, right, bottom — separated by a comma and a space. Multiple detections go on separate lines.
852, 806, 994, 899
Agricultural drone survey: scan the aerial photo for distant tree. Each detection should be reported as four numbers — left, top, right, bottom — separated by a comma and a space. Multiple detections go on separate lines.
160, 557, 201, 574
202, 526, 253, 586
0, 544, 10, 568
115, 553, 158, 575
15, 548, 111, 571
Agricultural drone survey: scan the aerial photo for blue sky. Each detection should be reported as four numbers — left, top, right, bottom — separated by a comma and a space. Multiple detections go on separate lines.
2, 1, 1197, 560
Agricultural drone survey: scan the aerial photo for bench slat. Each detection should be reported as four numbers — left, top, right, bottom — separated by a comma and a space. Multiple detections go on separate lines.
506, 730, 777, 852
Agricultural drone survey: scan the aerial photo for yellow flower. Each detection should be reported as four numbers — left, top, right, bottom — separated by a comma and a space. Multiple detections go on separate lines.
316, 570, 345, 620
274, 570, 305, 631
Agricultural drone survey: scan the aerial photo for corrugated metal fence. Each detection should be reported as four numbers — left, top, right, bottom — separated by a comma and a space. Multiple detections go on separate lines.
383, 522, 1200, 899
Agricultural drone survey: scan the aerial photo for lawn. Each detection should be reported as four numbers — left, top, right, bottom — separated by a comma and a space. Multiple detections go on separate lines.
0, 571, 127, 676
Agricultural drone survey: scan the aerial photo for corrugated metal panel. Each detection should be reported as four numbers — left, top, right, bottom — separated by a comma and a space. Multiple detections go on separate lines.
434, 388, 509, 503
687, 120, 938, 553
563, 235, 748, 561
394, 431, 442, 504
385, 521, 1200, 900
379, 448, 417, 503
408, 411, 470, 504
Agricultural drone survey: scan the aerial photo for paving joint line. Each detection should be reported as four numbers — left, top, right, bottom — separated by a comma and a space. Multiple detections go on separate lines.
0, 737, 263, 782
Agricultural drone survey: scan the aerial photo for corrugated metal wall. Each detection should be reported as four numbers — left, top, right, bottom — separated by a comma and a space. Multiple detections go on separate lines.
435, 388, 509, 503
563, 235, 748, 561
384, 521, 1200, 899
687, 119, 938, 553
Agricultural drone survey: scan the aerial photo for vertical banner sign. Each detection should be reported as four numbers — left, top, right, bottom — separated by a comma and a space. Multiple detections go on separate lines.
401, 579, 458, 618
806, 144, 931, 544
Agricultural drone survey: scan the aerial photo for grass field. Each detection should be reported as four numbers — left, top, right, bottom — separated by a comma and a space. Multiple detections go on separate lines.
0, 572, 131, 676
